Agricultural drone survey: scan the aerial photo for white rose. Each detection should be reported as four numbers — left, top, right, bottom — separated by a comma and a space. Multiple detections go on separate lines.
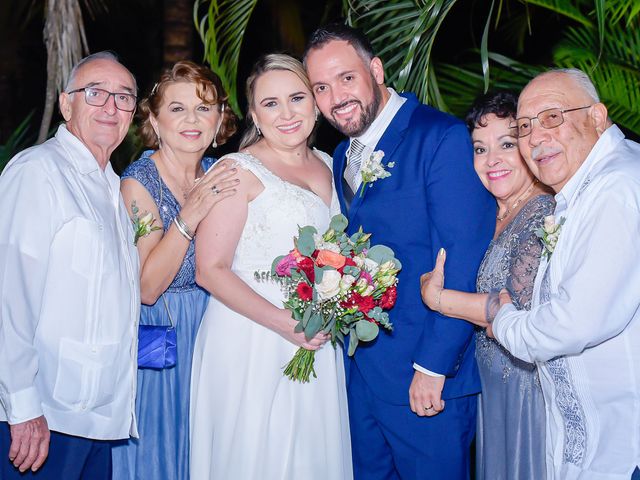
339, 274, 356, 292
316, 270, 342, 300
543, 215, 556, 232
140, 212, 154, 226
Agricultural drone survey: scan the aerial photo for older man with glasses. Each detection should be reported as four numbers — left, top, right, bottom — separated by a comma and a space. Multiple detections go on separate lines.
487, 68, 640, 479
0, 51, 140, 479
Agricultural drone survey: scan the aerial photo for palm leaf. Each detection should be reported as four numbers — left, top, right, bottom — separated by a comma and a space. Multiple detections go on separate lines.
194, 0, 259, 117
0, 112, 35, 173
344, 0, 459, 111
522, 0, 593, 28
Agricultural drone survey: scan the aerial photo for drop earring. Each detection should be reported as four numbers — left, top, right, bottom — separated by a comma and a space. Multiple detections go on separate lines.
256, 125, 262, 136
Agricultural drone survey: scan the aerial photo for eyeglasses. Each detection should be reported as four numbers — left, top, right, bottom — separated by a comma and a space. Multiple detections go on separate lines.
67, 86, 137, 112
511, 105, 592, 138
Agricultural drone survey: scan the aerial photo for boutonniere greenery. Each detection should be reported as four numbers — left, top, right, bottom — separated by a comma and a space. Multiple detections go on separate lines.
358, 150, 394, 197
535, 215, 565, 259
131, 200, 161, 246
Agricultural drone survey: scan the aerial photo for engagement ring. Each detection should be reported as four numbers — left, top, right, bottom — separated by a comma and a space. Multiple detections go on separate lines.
212, 185, 219, 195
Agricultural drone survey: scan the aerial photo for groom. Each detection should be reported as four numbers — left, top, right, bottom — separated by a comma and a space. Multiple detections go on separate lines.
304, 24, 495, 479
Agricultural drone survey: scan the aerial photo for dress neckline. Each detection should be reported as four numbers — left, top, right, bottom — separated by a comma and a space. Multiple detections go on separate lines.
491, 193, 550, 243
239, 150, 333, 210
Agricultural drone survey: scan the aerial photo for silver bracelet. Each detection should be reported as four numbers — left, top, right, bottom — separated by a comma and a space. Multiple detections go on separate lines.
173, 215, 194, 241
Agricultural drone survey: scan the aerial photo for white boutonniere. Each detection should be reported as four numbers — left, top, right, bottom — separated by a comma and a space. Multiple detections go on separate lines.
358, 150, 394, 197
535, 215, 565, 259
131, 200, 161, 246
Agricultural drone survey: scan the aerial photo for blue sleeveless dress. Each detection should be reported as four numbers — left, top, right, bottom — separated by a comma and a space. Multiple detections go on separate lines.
111, 151, 213, 480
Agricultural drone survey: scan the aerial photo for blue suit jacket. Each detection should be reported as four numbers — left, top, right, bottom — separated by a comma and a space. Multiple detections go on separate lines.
335, 93, 495, 404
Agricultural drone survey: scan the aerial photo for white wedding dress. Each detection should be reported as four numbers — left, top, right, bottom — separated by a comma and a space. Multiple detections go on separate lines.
190, 151, 353, 480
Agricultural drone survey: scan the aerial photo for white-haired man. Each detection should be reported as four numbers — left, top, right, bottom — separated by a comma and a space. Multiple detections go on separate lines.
0, 52, 140, 479
489, 68, 640, 479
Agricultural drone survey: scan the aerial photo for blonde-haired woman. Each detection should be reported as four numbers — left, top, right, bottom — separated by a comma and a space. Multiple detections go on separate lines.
112, 61, 237, 480
190, 53, 352, 480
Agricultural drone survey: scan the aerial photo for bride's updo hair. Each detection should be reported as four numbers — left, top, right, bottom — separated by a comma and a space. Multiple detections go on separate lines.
240, 53, 315, 149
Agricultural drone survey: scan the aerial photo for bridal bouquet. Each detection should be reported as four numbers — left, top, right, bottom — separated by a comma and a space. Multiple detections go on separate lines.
264, 214, 401, 382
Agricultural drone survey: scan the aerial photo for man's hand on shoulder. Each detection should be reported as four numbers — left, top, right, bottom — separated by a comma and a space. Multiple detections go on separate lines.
409, 371, 445, 417
8, 415, 50, 473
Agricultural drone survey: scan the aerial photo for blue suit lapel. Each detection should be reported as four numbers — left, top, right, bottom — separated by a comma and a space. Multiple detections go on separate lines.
348, 94, 419, 220
333, 142, 349, 214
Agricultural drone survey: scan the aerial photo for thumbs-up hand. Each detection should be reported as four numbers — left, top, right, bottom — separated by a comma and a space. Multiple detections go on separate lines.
420, 248, 447, 311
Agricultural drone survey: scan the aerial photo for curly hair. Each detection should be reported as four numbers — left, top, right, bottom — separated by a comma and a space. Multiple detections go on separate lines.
138, 61, 237, 148
465, 91, 518, 133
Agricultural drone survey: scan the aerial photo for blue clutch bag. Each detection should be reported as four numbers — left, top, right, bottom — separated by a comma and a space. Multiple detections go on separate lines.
137, 295, 177, 369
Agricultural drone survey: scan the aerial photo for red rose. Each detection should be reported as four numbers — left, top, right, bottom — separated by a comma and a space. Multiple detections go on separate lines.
296, 282, 313, 301
338, 257, 357, 274
296, 257, 315, 283
352, 292, 375, 314
379, 286, 397, 309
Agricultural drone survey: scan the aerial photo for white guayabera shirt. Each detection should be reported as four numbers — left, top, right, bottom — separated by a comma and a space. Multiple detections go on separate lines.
0, 125, 140, 440
493, 125, 640, 480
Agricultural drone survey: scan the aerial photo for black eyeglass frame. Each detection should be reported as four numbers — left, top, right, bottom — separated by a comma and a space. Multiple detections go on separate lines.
511, 105, 593, 138
67, 86, 138, 112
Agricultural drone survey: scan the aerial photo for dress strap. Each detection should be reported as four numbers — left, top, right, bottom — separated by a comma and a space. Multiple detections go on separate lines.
214, 152, 278, 188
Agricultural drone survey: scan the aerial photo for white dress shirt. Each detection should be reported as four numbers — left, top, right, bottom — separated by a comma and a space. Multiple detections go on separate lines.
0, 125, 140, 440
346, 88, 406, 190
493, 125, 640, 479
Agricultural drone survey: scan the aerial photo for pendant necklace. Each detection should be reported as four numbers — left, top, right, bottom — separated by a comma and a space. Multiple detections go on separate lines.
496, 179, 539, 222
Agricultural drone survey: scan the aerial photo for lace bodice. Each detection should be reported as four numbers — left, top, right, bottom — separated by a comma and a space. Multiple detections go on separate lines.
476, 194, 554, 384
221, 150, 340, 274
121, 151, 214, 291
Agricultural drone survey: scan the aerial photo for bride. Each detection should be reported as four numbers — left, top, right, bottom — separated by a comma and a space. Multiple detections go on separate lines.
190, 54, 353, 479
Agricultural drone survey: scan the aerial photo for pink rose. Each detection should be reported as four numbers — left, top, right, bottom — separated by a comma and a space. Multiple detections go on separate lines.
275, 254, 297, 277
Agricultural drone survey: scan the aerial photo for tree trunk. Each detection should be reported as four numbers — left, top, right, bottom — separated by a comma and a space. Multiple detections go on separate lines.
163, 0, 194, 68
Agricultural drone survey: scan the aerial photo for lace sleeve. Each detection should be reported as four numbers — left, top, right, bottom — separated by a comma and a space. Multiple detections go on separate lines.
506, 195, 555, 311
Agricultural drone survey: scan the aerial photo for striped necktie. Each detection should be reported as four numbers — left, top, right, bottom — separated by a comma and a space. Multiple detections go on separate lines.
344, 139, 365, 194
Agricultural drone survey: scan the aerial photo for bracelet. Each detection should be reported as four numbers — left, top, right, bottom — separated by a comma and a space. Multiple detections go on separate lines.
434, 288, 444, 314
173, 215, 194, 241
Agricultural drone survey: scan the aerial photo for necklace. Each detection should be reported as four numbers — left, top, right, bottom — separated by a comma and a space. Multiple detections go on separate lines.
496, 179, 539, 222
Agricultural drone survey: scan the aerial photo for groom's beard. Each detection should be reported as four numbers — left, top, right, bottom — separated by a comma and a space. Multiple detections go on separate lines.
328, 75, 382, 138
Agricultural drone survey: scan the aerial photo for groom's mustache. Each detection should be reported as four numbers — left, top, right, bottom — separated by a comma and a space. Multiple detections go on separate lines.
331, 100, 362, 117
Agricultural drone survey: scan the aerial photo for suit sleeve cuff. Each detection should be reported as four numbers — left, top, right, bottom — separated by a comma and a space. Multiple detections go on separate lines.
1, 387, 43, 425
413, 363, 445, 377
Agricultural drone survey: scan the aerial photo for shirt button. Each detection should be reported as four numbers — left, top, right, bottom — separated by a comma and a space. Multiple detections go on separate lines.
91, 347, 97, 353
81, 404, 87, 410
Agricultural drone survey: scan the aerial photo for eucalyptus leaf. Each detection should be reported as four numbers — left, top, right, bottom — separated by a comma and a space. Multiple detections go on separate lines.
347, 331, 359, 356
297, 231, 316, 256
366, 244, 395, 264
304, 313, 323, 340
294, 322, 304, 333
355, 320, 380, 342
329, 214, 348, 233
314, 266, 324, 284
271, 255, 285, 275
302, 305, 313, 328
343, 266, 361, 277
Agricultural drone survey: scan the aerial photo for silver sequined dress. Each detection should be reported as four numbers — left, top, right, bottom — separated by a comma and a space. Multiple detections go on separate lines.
475, 194, 554, 480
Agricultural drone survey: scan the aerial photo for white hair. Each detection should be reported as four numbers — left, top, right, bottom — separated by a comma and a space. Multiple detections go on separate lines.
64, 51, 138, 94
527, 68, 600, 103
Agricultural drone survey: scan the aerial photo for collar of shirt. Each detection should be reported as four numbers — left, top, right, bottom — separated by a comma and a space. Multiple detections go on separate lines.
348, 88, 406, 162
554, 124, 625, 215
56, 124, 122, 203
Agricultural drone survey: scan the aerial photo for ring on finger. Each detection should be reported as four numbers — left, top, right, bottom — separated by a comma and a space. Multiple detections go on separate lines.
212, 185, 220, 195
424, 405, 434, 411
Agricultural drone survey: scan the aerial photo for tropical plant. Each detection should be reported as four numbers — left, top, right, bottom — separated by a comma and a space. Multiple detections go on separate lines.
343, 0, 640, 136
0, 113, 36, 173
193, 0, 320, 117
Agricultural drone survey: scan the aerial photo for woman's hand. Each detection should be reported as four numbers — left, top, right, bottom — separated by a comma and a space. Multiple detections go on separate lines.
275, 310, 330, 351
420, 248, 446, 310
179, 162, 239, 233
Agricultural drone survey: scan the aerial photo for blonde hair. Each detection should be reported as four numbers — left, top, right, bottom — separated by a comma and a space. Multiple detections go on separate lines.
239, 53, 314, 149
